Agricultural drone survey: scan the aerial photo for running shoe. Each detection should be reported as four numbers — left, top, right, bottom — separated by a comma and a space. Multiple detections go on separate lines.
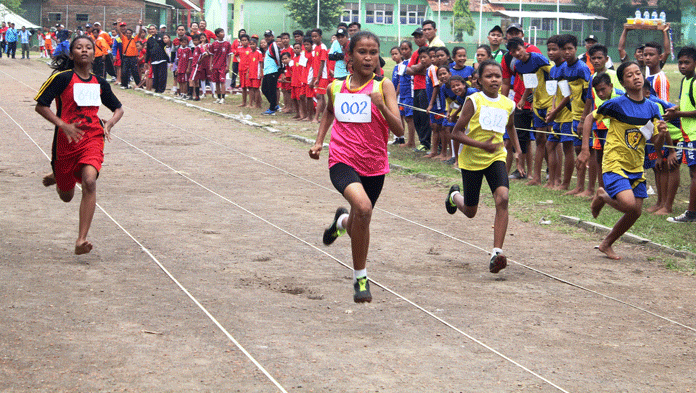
489, 252, 507, 273
390, 137, 405, 145
667, 210, 696, 223
353, 277, 372, 303
262, 109, 276, 115
445, 184, 460, 215
414, 145, 429, 152
219, 98, 225, 105
509, 170, 525, 180
322, 207, 348, 245
444, 157, 457, 165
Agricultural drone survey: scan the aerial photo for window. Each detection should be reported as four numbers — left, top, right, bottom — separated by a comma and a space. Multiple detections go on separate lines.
593, 20, 603, 31
342, 3, 359, 23
573, 19, 582, 31
48, 12, 61, 22
366, 3, 393, 24
76, 13, 89, 22
530, 18, 541, 29
561, 19, 571, 31
542, 19, 554, 31
400, 4, 426, 25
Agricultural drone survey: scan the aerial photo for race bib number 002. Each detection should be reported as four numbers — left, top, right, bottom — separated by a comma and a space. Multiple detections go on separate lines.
73, 83, 101, 107
479, 106, 507, 134
334, 93, 371, 123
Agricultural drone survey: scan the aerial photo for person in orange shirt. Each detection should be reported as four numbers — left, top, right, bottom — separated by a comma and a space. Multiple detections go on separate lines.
92, 29, 110, 78
119, 28, 141, 89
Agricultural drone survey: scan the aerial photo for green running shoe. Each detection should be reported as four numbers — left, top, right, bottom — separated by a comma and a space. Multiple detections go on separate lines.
353, 277, 372, 303
446, 184, 460, 215
323, 207, 348, 245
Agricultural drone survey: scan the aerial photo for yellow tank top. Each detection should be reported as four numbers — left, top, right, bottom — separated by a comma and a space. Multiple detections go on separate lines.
459, 92, 514, 171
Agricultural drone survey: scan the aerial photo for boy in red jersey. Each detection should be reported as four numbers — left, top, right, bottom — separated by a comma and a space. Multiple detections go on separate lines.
301, 36, 315, 121
236, 34, 251, 107
188, 34, 204, 101
247, 38, 263, 108
175, 35, 191, 98
311, 28, 329, 123
209, 28, 232, 104
291, 42, 305, 119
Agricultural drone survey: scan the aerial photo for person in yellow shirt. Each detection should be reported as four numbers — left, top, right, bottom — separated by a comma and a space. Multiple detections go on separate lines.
445, 60, 523, 274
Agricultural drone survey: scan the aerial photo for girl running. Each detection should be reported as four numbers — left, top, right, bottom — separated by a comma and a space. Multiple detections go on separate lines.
445, 60, 522, 273
309, 31, 403, 303
35, 35, 124, 255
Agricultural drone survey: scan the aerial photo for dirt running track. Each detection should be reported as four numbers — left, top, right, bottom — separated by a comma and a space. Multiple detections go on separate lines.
1, 60, 695, 392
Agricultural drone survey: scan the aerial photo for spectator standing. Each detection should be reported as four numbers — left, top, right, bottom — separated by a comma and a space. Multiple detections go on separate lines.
18, 26, 33, 59
0, 22, 7, 58
261, 30, 282, 115
5, 23, 18, 59
146, 24, 169, 93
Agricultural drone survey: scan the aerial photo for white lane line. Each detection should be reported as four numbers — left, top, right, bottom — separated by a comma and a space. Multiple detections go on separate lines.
0, 103, 289, 393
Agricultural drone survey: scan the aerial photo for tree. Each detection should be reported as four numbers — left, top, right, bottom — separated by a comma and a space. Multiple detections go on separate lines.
450, 0, 475, 42
286, 0, 343, 30
1, 0, 24, 16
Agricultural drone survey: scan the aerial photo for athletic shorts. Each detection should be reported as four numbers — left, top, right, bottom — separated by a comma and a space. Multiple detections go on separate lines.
678, 140, 696, 166
398, 96, 414, 117
593, 128, 607, 150
281, 82, 292, 90
248, 78, 260, 89
291, 86, 301, 100
53, 137, 104, 192
239, 70, 249, 88
644, 144, 670, 170
572, 119, 592, 147
176, 72, 188, 84
430, 111, 445, 125
444, 119, 457, 128
147, 64, 153, 78
548, 121, 574, 143
603, 170, 647, 199
210, 68, 226, 83
304, 84, 316, 98
190, 65, 208, 81
460, 161, 509, 207
532, 107, 549, 128
329, 162, 385, 208
315, 78, 329, 95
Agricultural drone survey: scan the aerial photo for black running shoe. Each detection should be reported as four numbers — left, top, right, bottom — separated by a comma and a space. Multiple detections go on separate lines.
489, 252, 507, 273
353, 277, 372, 303
446, 185, 460, 215
323, 207, 348, 245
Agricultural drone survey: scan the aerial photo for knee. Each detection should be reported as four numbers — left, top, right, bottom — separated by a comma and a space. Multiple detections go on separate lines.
82, 177, 97, 194
494, 193, 509, 209
58, 190, 73, 202
351, 201, 373, 224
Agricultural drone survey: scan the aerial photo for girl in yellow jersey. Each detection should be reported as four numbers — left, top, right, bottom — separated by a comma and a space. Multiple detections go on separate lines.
445, 60, 523, 274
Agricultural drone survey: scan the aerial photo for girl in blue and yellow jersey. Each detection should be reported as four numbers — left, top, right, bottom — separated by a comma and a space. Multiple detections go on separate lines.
578, 62, 668, 260
445, 60, 523, 274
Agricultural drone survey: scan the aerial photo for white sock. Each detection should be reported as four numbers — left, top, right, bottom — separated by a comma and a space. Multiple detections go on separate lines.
449, 190, 460, 202
493, 248, 503, 256
336, 213, 349, 230
210, 82, 217, 94
353, 268, 367, 283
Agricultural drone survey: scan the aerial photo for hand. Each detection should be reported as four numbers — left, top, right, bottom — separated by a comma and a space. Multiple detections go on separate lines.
516, 100, 524, 111
656, 157, 665, 171
117, 18, 122, 23
657, 120, 668, 135
663, 22, 671, 31
104, 121, 114, 142
426, 104, 433, 114
545, 110, 556, 124
309, 143, 322, 159
663, 107, 677, 121
666, 151, 678, 169
576, 148, 590, 170
370, 90, 385, 110
516, 161, 527, 178
61, 121, 85, 143
138, 19, 143, 26
481, 136, 502, 153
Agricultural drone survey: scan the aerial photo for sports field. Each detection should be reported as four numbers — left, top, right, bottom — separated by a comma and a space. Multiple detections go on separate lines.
1, 59, 695, 391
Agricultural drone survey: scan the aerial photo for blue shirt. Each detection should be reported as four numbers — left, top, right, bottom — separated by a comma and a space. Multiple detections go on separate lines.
397, 60, 413, 100
450, 65, 474, 80
18, 30, 31, 44
5, 28, 17, 42
329, 40, 348, 79
511, 52, 550, 76
263, 42, 280, 75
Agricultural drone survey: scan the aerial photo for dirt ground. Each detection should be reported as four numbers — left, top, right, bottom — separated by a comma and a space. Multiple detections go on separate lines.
1, 60, 695, 392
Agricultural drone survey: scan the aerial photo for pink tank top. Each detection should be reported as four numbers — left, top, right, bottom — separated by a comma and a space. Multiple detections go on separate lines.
328, 75, 390, 177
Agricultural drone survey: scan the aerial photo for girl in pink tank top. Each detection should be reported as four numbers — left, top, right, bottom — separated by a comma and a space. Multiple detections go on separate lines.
309, 31, 403, 303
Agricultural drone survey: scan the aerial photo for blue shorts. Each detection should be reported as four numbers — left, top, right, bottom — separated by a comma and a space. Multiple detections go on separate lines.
399, 97, 413, 117
572, 119, 592, 147
594, 128, 607, 149
430, 111, 445, 125
643, 144, 670, 170
532, 107, 549, 128
443, 119, 457, 128
548, 121, 574, 143
603, 171, 648, 199
677, 140, 696, 167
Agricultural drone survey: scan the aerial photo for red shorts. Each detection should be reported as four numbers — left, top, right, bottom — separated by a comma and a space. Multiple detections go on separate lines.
281, 82, 292, 90
315, 78, 329, 95
54, 137, 104, 192
176, 72, 188, 84
191, 65, 209, 81
114, 56, 121, 67
291, 86, 301, 100
147, 64, 153, 78
248, 78, 260, 89
210, 68, 226, 83
303, 84, 315, 98
239, 70, 249, 88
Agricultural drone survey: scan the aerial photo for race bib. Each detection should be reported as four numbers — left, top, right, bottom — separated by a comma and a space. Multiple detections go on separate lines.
450, 102, 461, 110
397, 63, 406, 76
334, 93, 371, 123
545, 80, 558, 96
558, 80, 571, 97
73, 83, 101, 107
639, 120, 654, 141
479, 105, 508, 134
523, 73, 538, 89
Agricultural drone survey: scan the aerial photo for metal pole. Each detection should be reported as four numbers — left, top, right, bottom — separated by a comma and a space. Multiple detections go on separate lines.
358, 0, 361, 25
66, 5, 68, 30
518, 0, 522, 23
438, 0, 441, 33
103, 6, 106, 28
317, 0, 320, 28
556, 0, 560, 34
478, 0, 483, 45
397, 0, 400, 41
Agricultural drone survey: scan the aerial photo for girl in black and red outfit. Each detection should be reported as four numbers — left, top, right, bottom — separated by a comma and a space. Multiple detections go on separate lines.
35, 35, 124, 255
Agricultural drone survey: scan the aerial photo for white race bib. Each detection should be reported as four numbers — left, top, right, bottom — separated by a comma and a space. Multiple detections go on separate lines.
397, 63, 406, 76
334, 93, 371, 123
73, 83, 101, 107
479, 105, 508, 134
545, 80, 558, 96
523, 73, 538, 89
639, 120, 654, 141
558, 80, 571, 97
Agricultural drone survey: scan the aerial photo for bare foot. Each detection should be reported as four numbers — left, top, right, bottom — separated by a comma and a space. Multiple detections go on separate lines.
543, 183, 555, 189
591, 188, 608, 218
646, 204, 662, 213
564, 187, 582, 196
75, 239, 93, 255
526, 178, 541, 186
597, 242, 621, 260
577, 189, 594, 198
404, 144, 416, 149
423, 152, 437, 158
292, 115, 301, 120
654, 207, 672, 215
42, 172, 56, 187
555, 184, 569, 191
